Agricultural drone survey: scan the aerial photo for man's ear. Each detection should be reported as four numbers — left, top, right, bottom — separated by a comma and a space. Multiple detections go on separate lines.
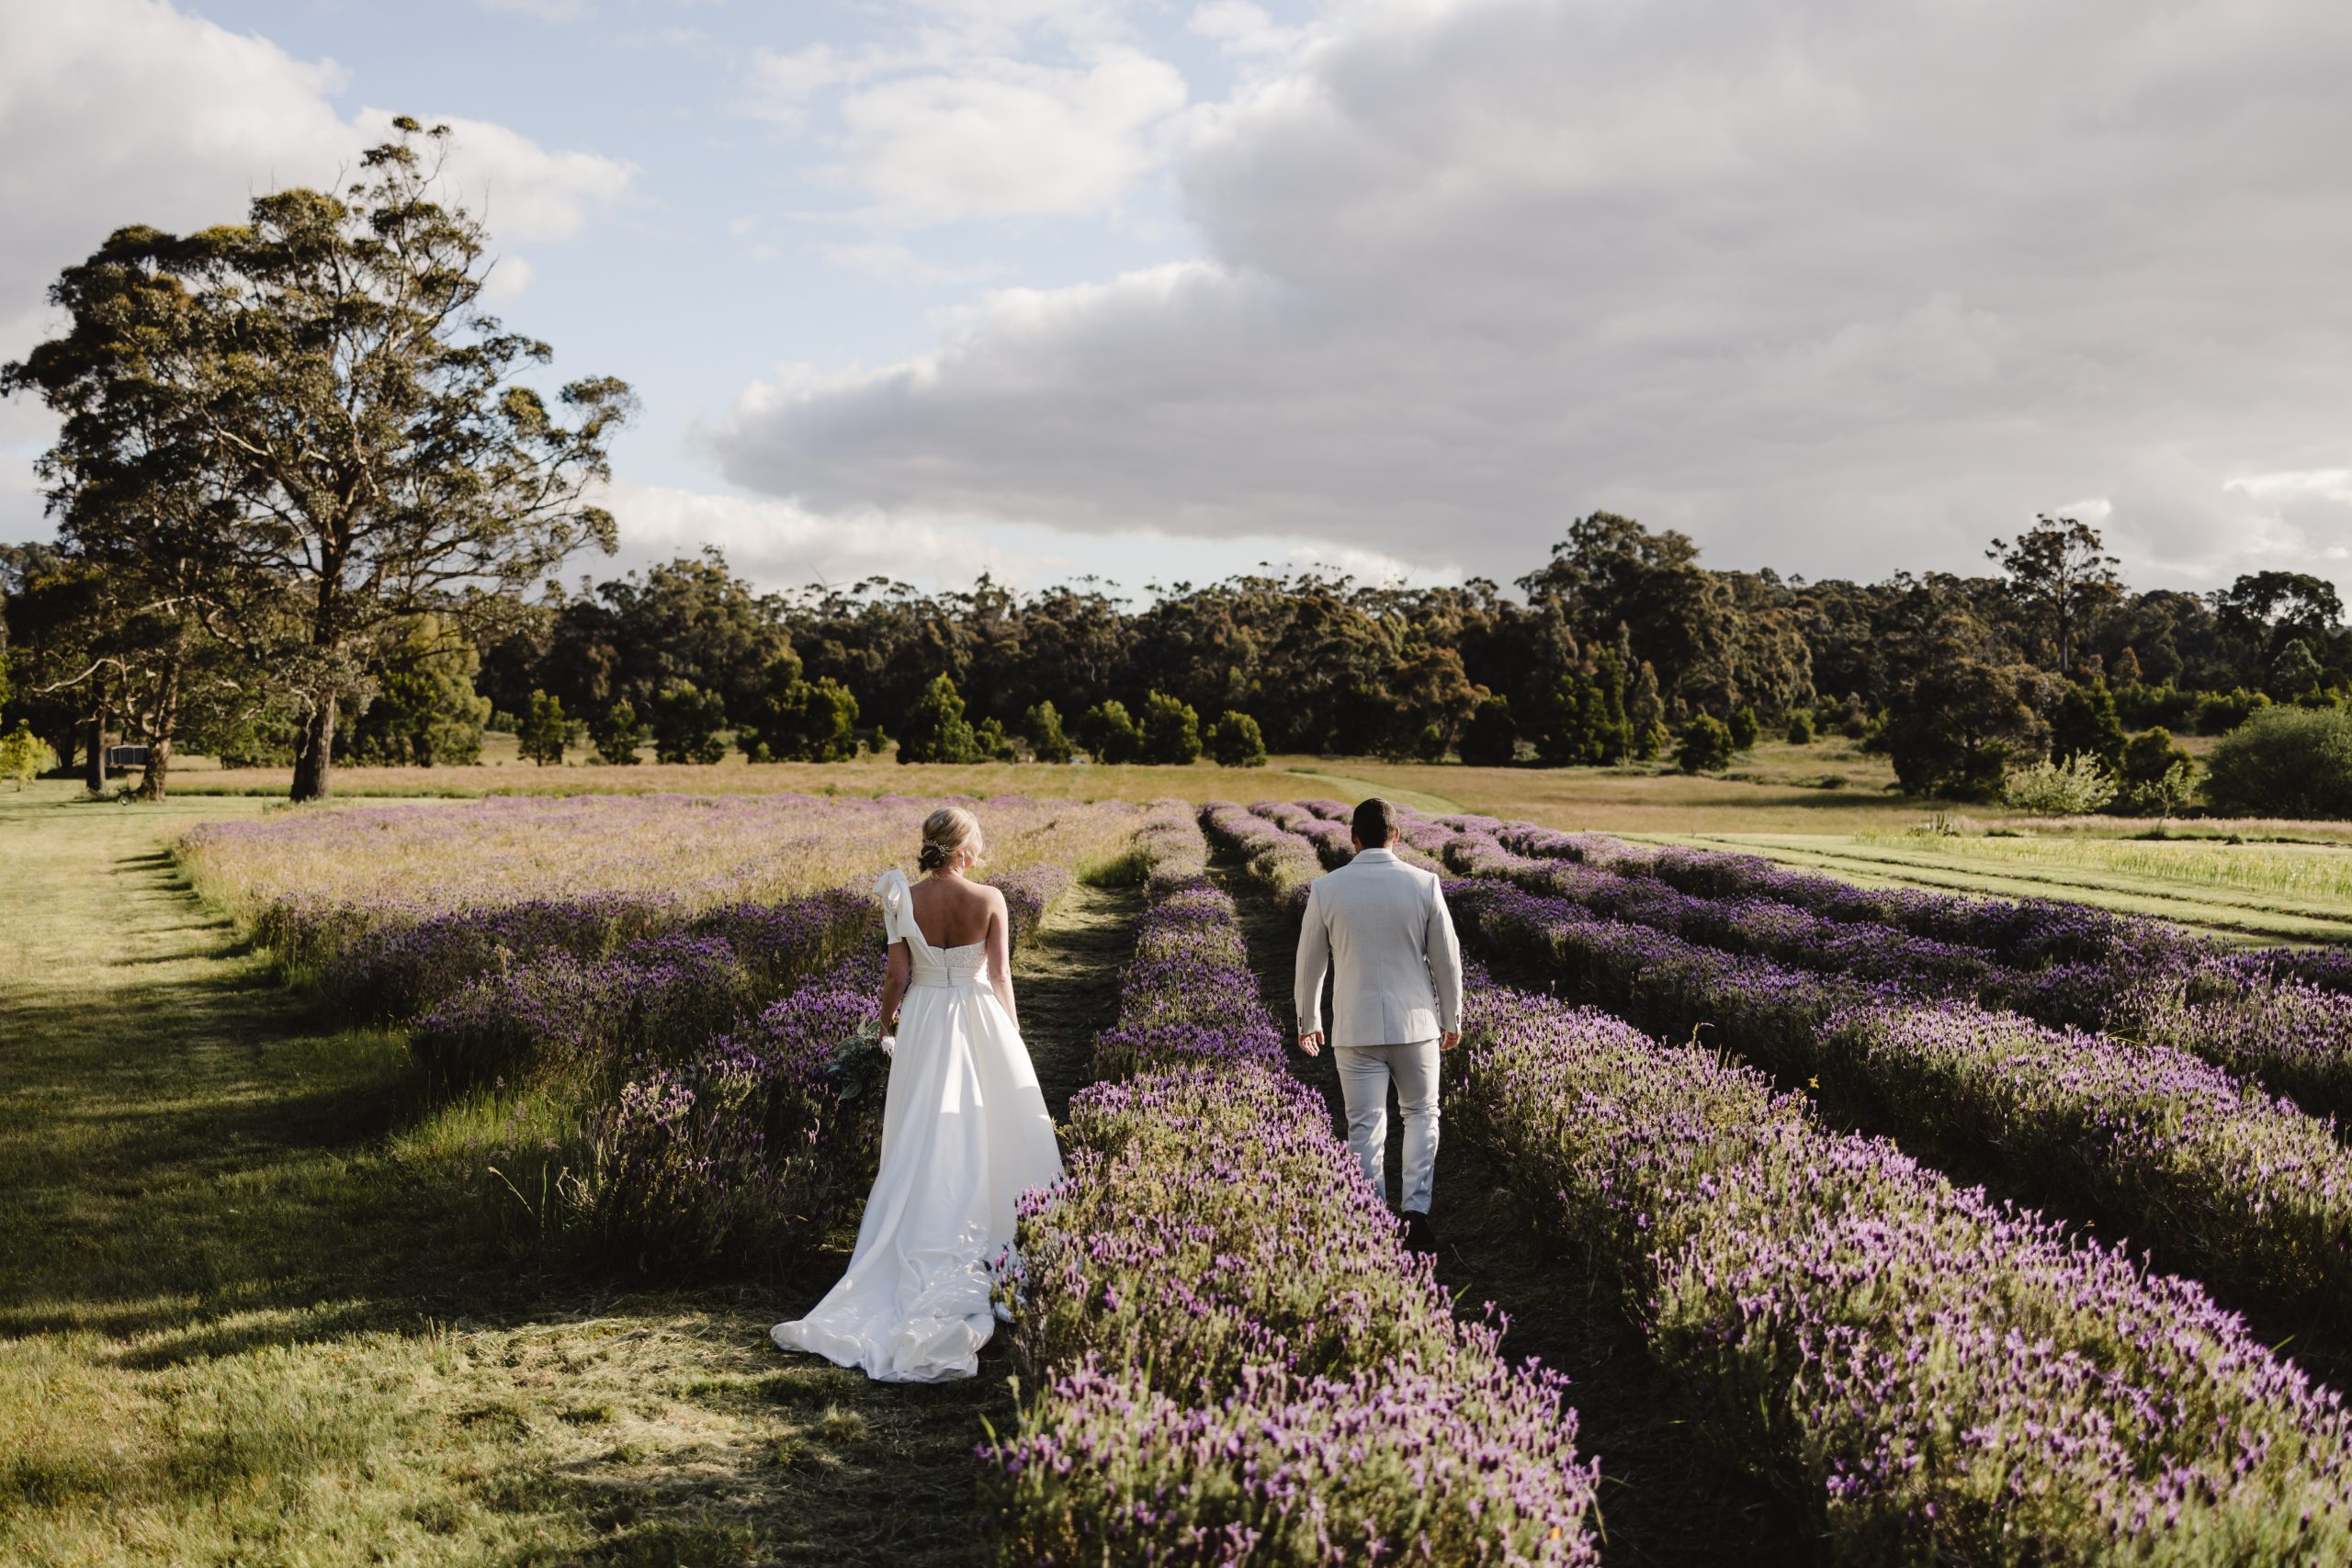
1350, 832, 1363, 851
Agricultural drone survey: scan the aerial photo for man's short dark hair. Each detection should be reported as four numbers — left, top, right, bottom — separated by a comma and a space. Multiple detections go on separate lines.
1351, 797, 1398, 846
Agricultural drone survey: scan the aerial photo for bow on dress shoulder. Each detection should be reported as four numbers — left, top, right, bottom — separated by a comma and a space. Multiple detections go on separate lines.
874, 868, 914, 942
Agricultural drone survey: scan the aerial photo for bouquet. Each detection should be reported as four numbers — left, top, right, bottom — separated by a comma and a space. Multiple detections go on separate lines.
825, 1018, 896, 1105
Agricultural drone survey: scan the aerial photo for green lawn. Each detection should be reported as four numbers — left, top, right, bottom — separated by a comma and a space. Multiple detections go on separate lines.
0, 782, 1035, 1566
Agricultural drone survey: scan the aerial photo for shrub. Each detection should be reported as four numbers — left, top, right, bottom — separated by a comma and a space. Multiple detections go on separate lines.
2004, 754, 2117, 816
1460, 694, 1517, 767
1021, 700, 1073, 763
1675, 715, 1734, 773
895, 673, 978, 764
518, 689, 571, 766
0, 721, 56, 787
738, 666, 860, 762
588, 699, 644, 765
647, 681, 728, 764
975, 716, 1019, 761
1725, 705, 1760, 751
2271, 637, 2326, 699
2050, 676, 2127, 773
2195, 686, 2270, 735
2205, 705, 2352, 819
1204, 709, 1267, 768
1784, 709, 1815, 745
2121, 725, 2189, 786
1077, 699, 1142, 764
2124, 760, 2197, 816
1138, 690, 1202, 764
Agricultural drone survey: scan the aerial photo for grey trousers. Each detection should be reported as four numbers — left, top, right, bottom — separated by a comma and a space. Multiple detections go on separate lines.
1333, 1039, 1441, 1214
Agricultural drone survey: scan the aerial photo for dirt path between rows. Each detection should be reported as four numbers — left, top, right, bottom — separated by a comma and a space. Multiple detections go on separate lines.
1215, 848, 1807, 1568
1012, 876, 1144, 1122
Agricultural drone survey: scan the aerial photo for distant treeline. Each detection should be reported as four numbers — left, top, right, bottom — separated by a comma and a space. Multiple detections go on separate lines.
11, 506, 2346, 807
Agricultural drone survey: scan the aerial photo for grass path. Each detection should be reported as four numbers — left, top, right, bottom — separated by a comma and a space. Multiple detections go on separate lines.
1012, 878, 1142, 1122
0, 784, 1136, 1566
1213, 850, 1805, 1567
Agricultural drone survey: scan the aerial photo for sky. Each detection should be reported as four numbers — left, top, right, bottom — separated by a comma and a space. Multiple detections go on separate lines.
4, 0, 2351, 604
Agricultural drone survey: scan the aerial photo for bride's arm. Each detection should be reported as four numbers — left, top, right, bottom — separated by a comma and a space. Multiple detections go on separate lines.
879, 939, 910, 1033
985, 891, 1017, 1030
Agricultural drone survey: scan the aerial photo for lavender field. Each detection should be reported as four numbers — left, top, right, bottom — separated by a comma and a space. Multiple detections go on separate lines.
10, 778, 2352, 1565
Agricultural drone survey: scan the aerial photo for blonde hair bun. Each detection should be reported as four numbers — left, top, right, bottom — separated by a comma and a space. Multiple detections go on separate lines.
918, 806, 985, 873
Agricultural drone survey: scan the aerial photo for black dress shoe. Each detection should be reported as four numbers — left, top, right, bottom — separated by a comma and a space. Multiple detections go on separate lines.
1402, 1210, 1439, 1257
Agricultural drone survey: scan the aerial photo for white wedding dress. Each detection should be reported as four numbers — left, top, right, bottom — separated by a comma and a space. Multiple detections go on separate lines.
770, 869, 1063, 1382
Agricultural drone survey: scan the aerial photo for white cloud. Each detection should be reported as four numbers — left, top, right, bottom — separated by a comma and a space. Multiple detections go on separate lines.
479, 0, 593, 20
0, 2, 633, 367
480, 254, 538, 303
711, 0, 2352, 592
742, 3, 1187, 228
820, 242, 1001, 287
595, 479, 1073, 590
1188, 2, 1304, 59
745, 43, 851, 129
831, 50, 1187, 226
2228, 470, 2352, 505
366, 109, 634, 243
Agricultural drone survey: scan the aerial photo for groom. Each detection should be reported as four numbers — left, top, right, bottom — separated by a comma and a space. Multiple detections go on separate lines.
1293, 797, 1464, 1255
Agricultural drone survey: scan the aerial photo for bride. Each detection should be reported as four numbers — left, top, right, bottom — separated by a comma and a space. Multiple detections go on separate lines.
771, 807, 1064, 1382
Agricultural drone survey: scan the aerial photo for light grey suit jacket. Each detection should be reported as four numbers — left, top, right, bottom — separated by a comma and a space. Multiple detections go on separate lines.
1294, 847, 1464, 1048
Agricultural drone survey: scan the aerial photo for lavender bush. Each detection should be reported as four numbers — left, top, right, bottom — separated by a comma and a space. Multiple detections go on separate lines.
1201, 800, 1322, 908
1446, 819, 2352, 1127
1463, 984, 2352, 1563
415, 869, 1072, 1089
1444, 874, 2352, 1341
591, 957, 885, 1274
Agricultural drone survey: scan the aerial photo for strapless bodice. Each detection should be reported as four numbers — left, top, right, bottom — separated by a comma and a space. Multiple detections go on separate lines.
907, 939, 989, 990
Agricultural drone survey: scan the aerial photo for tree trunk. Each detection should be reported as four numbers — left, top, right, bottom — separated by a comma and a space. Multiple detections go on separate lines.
84, 675, 107, 793
290, 694, 336, 802
137, 735, 173, 801
135, 647, 183, 802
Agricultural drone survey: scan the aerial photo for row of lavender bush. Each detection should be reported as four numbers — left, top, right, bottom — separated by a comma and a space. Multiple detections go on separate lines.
1442, 872, 2352, 1339
1461, 981, 2352, 1564
1436, 822, 2352, 1124
1211, 800, 1442, 904
983, 802, 1600, 1564
1199, 800, 1323, 912
586, 864, 1075, 1275
412, 869, 1068, 1089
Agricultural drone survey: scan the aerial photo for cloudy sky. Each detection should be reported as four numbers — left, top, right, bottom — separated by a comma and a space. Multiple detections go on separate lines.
4, 0, 2350, 601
